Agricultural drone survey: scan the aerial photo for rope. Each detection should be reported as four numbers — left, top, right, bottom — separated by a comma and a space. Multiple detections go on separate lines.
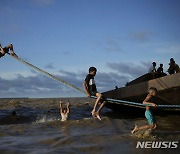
9, 55, 86, 95
90, 96, 180, 109
9, 54, 180, 110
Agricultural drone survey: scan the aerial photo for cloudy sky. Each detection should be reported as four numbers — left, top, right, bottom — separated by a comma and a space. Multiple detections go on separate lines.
0, 0, 180, 98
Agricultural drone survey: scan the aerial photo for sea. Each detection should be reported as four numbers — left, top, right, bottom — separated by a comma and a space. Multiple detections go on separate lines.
0, 97, 179, 154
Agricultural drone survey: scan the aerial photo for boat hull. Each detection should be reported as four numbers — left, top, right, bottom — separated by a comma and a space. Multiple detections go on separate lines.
102, 73, 180, 112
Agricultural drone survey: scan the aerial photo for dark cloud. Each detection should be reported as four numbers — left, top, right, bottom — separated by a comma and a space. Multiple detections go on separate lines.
107, 61, 151, 78
30, 69, 39, 74
96, 72, 129, 91
104, 38, 122, 52
63, 51, 71, 55
129, 31, 152, 42
44, 63, 55, 69
0, 74, 82, 98
95, 38, 123, 53
0, 68, 131, 97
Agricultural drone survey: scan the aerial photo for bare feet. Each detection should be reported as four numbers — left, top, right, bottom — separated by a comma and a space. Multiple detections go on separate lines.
91, 110, 96, 119
131, 125, 138, 134
96, 113, 102, 121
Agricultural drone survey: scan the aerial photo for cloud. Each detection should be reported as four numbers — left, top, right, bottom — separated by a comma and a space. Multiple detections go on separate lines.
0, 68, 131, 97
104, 38, 122, 52
44, 63, 55, 69
63, 51, 71, 55
107, 61, 151, 78
95, 72, 129, 91
95, 38, 122, 53
129, 31, 152, 42
58, 70, 129, 92
0, 74, 82, 98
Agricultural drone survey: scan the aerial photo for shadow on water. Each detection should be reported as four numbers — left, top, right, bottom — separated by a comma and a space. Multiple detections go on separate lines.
0, 107, 41, 125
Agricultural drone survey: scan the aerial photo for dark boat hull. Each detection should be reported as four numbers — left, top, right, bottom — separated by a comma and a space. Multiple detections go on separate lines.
102, 73, 180, 113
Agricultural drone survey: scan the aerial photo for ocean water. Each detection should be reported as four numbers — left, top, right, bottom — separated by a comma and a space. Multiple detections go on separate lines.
0, 98, 180, 154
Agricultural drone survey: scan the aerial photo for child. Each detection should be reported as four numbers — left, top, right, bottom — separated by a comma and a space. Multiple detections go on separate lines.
59, 100, 70, 121
0, 43, 17, 58
157, 63, 164, 77
83, 67, 106, 121
148, 62, 157, 73
131, 87, 158, 134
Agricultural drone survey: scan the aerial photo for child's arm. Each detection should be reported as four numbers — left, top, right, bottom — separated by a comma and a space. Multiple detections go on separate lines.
143, 94, 157, 107
83, 81, 90, 97
67, 101, 70, 114
59, 100, 63, 113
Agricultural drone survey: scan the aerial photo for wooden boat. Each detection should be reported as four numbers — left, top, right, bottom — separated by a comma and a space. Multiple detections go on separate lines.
102, 73, 180, 113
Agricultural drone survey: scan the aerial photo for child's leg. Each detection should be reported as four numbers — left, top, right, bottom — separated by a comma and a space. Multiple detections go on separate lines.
96, 101, 106, 120
131, 123, 154, 134
91, 93, 102, 115
5, 44, 14, 52
97, 101, 105, 114
0, 49, 5, 55
152, 123, 157, 130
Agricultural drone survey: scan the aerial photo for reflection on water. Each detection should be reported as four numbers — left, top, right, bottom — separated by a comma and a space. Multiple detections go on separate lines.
0, 98, 180, 153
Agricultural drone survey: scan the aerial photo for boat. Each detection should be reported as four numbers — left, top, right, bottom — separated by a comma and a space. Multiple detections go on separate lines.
102, 72, 180, 114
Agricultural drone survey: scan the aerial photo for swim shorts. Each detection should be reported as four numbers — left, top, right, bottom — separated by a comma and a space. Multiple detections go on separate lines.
90, 91, 98, 96
0, 52, 3, 58
145, 110, 156, 124
3, 47, 9, 53
0, 47, 9, 58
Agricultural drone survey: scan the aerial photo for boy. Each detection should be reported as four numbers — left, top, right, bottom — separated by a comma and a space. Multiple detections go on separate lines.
148, 62, 157, 79
59, 100, 70, 121
83, 67, 106, 121
148, 62, 157, 73
157, 63, 164, 77
131, 87, 158, 134
0, 43, 17, 58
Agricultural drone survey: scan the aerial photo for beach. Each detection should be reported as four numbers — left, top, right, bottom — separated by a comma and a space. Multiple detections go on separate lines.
0, 97, 180, 154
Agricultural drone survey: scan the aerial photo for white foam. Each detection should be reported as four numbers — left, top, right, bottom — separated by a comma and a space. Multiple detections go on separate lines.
35, 115, 60, 123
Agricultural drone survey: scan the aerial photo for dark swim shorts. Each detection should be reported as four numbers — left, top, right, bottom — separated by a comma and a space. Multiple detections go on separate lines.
0, 47, 9, 58
90, 91, 98, 96
3, 47, 9, 53
90, 91, 106, 103
0, 52, 4, 58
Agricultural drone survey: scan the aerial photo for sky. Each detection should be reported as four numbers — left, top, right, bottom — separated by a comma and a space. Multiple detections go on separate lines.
0, 0, 180, 98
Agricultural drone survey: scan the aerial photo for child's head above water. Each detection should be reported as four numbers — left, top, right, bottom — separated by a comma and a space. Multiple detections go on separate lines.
63, 108, 67, 114
148, 87, 157, 96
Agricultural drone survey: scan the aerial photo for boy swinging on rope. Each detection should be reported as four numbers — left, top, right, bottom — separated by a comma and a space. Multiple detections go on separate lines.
131, 87, 158, 134
83, 67, 106, 121
0, 43, 17, 58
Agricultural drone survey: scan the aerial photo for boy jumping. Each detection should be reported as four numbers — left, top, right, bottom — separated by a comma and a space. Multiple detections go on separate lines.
0, 43, 17, 58
83, 67, 106, 121
131, 87, 158, 134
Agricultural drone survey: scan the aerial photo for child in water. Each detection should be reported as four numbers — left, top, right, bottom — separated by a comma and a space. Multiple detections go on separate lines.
131, 87, 158, 134
59, 100, 70, 121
